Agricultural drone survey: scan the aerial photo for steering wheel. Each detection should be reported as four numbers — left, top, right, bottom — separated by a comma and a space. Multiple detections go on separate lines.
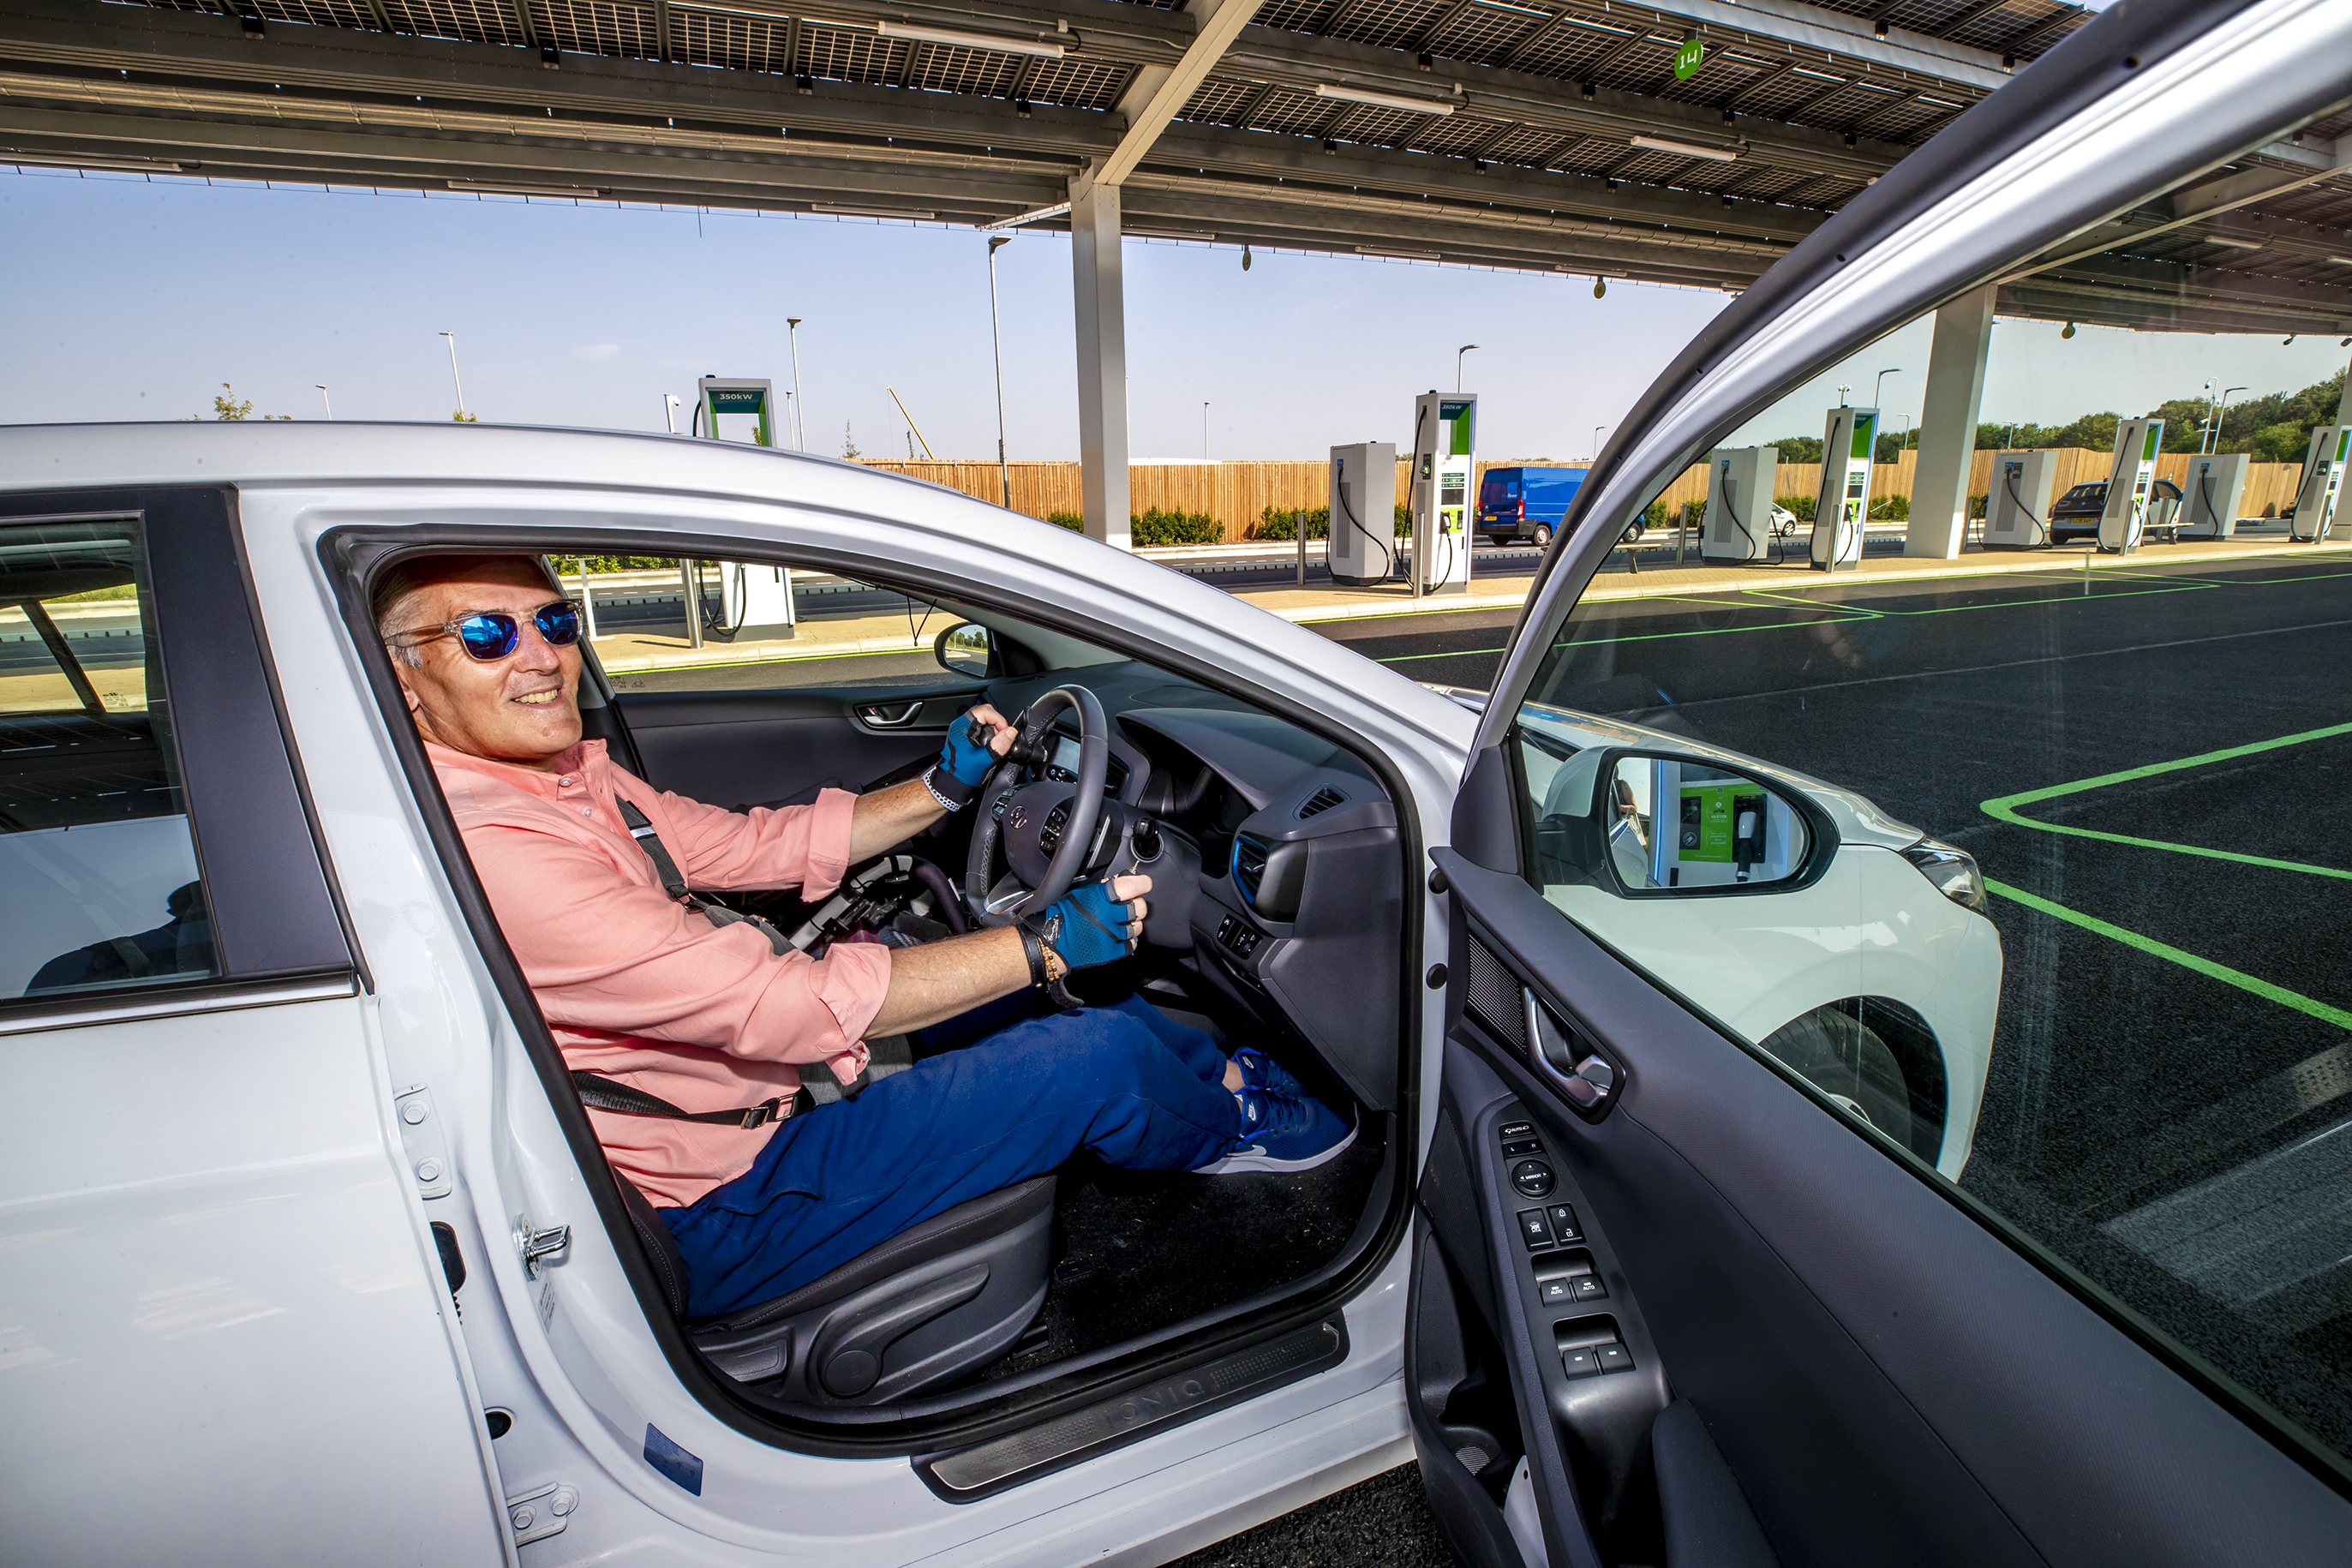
965, 685, 1110, 925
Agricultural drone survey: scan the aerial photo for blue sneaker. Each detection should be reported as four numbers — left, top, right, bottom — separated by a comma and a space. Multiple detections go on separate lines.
1192, 1083, 1357, 1175
1230, 1045, 1305, 1100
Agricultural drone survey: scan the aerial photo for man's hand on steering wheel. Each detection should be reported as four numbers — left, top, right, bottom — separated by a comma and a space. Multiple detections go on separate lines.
925, 703, 1017, 809
1027, 873, 1152, 973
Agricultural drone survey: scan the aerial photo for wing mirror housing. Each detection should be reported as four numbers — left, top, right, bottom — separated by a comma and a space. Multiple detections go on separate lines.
934, 621, 996, 679
1530, 747, 1834, 895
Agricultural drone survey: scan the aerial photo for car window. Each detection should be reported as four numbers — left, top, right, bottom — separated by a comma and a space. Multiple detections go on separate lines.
1502, 138, 2352, 1475
552, 554, 984, 696
1, 518, 216, 999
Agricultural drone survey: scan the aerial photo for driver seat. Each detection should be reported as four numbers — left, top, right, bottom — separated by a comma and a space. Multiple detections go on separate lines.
614, 1175, 1056, 1404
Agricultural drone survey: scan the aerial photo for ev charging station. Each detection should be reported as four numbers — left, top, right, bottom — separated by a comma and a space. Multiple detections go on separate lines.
2289, 424, 2350, 542
1325, 442, 1397, 588
1984, 450, 2059, 548
1810, 406, 1876, 572
2181, 452, 2251, 538
696, 375, 798, 640
2097, 417, 2163, 554
1701, 446, 1779, 564
1409, 392, 1475, 597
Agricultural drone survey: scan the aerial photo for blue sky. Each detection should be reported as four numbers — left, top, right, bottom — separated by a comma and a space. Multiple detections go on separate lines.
6, 165, 2343, 464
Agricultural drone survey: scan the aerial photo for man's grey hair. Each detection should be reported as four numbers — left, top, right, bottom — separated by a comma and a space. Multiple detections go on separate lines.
373, 553, 560, 669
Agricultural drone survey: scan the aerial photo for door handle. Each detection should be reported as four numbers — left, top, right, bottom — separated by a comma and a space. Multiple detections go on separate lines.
857, 701, 925, 727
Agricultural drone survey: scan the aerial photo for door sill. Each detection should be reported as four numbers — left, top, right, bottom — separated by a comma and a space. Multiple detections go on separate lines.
913, 1317, 1350, 1502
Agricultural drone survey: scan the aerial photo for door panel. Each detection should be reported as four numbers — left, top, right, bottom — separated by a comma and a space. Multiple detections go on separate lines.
1419, 845, 2352, 1566
616, 685, 982, 808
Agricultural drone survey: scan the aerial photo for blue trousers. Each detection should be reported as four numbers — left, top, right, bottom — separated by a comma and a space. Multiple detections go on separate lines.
662, 996, 1242, 1318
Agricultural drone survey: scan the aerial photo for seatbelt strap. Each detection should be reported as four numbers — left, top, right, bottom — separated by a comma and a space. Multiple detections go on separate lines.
613, 795, 792, 956
571, 1071, 805, 1128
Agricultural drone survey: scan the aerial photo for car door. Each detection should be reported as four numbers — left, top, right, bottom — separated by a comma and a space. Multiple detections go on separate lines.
0, 488, 506, 1565
1404, 3, 2352, 1563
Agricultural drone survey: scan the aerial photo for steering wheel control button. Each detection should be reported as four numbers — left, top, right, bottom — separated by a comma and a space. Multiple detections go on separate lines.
1560, 1347, 1601, 1379
1511, 1160, 1556, 1199
1516, 1209, 1552, 1249
1596, 1342, 1635, 1374
1572, 1275, 1608, 1302
1546, 1204, 1582, 1242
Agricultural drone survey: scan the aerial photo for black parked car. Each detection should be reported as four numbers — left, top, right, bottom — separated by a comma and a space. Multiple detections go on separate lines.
2049, 477, 2185, 543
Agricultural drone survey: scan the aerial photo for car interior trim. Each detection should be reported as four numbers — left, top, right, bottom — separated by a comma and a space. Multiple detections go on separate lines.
0, 971, 361, 1037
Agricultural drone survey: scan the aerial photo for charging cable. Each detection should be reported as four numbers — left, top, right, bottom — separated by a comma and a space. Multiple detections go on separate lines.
1333, 465, 1394, 578
1715, 469, 1776, 564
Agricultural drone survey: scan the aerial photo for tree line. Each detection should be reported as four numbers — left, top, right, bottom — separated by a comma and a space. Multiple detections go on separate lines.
1756, 367, 2345, 465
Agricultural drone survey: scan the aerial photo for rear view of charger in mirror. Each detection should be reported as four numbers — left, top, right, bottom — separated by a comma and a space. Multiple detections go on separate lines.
1605, 755, 1809, 891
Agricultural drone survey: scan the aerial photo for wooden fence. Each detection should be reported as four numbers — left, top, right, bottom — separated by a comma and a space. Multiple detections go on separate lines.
865, 449, 2308, 542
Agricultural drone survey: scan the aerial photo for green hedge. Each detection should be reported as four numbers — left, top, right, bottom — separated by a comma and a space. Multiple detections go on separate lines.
1780, 494, 1816, 523
1867, 494, 1910, 521
1255, 506, 1330, 542
1043, 509, 1225, 546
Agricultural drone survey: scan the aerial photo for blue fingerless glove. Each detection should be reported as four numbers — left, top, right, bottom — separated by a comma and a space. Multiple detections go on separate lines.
925, 715, 1001, 808
1026, 879, 1137, 972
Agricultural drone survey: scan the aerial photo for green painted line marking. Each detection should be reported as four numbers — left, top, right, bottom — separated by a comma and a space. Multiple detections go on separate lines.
1984, 878, 2352, 1032
1982, 721, 2352, 880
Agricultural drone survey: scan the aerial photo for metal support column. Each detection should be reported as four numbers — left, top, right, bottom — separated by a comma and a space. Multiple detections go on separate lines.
1070, 173, 1132, 549
1906, 284, 1996, 558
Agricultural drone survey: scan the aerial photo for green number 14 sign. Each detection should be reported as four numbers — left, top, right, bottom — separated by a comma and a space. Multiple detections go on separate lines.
1673, 36, 1704, 78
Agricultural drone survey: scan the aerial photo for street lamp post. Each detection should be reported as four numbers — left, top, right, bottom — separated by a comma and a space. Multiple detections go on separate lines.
1873, 367, 1900, 409
1592, 425, 1607, 464
2211, 386, 2247, 453
786, 317, 807, 451
663, 392, 681, 434
439, 332, 468, 420
987, 236, 1012, 507
1457, 344, 1479, 392
1202, 403, 1211, 460
315, 385, 332, 420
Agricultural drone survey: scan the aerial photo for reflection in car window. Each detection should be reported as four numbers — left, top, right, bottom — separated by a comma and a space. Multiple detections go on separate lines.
1506, 139, 2352, 1471
1, 519, 216, 998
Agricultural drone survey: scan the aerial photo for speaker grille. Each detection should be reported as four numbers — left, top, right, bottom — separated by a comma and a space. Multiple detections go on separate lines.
1463, 934, 1526, 1051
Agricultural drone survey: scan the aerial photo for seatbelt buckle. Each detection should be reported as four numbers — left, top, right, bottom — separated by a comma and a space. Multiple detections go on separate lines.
739, 1098, 785, 1128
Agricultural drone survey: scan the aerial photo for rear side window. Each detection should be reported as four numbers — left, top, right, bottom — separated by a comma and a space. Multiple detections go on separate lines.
1, 519, 216, 997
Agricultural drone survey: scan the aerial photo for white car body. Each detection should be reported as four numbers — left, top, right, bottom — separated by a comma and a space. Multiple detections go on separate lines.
0, 422, 1995, 1565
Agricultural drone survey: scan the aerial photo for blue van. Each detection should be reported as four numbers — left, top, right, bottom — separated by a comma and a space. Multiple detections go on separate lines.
1476, 465, 1589, 545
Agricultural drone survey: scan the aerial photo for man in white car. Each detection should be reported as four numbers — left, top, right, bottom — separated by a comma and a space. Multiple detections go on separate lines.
377, 554, 1352, 1318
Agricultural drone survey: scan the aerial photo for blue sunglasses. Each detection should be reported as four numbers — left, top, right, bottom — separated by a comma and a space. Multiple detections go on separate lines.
392, 600, 583, 661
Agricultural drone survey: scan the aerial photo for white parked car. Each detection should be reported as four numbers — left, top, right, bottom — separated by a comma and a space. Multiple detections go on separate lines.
5, 2, 2348, 1560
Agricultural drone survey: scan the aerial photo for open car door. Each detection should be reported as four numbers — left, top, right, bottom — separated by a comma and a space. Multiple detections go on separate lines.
1403, 1, 2352, 1561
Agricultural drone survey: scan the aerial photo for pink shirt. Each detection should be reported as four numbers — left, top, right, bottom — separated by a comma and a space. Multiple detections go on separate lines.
431, 739, 891, 1208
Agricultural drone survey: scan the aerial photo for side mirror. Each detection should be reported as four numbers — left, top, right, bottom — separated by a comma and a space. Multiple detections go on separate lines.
1531, 746, 1819, 894
934, 622, 994, 679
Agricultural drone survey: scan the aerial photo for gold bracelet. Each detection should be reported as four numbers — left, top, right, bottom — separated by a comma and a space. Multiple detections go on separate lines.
1042, 945, 1068, 984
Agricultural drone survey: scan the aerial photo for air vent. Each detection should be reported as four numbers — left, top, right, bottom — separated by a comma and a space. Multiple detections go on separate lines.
1296, 786, 1346, 820
1231, 835, 1269, 903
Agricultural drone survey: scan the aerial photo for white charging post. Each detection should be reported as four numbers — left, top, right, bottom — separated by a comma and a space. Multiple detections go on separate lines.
1701, 446, 1779, 564
1326, 442, 1397, 589
2181, 452, 2250, 538
2097, 417, 2163, 554
2289, 425, 2350, 542
1984, 450, 2058, 548
1409, 392, 1476, 599
1810, 406, 1876, 572
697, 376, 798, 640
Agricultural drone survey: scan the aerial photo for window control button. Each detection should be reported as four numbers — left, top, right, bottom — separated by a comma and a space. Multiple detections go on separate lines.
1596, 1342, 1634, 1373
1546, 1203, 1582, 1242
1560, 1346, 1601, 1379
1572, 1275, 1608, 1301
1499, 1121, 1535, 1141
1501, 1138, 1542, 1158
1540, 1278, 1576, 1307
1516, 1209, 1552, 1249
1511, 1161, 1556, 1199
